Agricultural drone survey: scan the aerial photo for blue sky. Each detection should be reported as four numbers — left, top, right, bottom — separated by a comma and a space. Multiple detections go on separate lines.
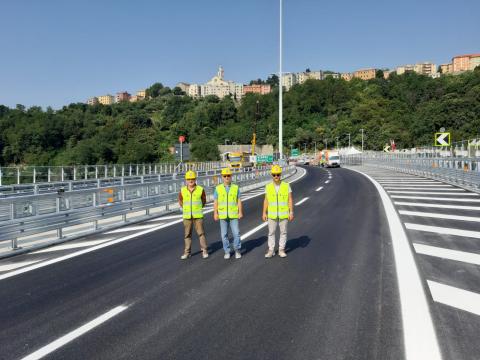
1, 0, 479, 109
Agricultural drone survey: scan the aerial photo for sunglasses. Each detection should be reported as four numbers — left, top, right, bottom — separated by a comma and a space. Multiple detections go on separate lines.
223, 175, 231, 178
272, 174, 281, 177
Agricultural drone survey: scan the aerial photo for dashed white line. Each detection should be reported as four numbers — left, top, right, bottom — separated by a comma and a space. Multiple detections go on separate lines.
413, 243, 480, 266
391, 195, 480, 203
325, 180, 330, 184
348, 168, 442, 360
399, 210, 480, 222
240, 222, 268, 240
383, 185, 454, 188
21, 305, 129, 360
315, 186, 323, 192
295, 197, 309, 206
428, 281, 480, 316
405, 223, 480, 239
395, 202, 480, 211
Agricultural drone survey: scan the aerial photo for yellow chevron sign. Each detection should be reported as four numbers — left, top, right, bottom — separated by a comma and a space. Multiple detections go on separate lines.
435, 132, 450, 146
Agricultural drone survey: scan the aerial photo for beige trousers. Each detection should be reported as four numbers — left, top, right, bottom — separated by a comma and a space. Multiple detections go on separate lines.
267, 219, 288, 250
183, 218, 208, 254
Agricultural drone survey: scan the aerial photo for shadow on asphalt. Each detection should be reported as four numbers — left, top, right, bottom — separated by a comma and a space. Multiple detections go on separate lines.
242, 236, 268, 254
285, 236, 311, 253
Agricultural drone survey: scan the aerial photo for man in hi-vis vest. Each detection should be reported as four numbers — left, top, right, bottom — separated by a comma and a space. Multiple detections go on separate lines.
178, 170, 208, 260
262, 165, 294, 258
214, 168, 243, 259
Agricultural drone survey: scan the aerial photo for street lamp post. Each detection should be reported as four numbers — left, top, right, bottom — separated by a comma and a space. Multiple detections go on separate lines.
336, 137, 339, 150
347, 133, 351, 148
360, 129, 364, 152
278, 0, 283, 159
304, 143, 307, 155
314, 141, 317, 159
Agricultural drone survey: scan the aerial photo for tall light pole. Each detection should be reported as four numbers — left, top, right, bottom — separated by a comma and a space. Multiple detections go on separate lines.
278, 0, 283, 159
360, 129, 364, 152
336, 137, 339, 150
347, 133, 351, 148
314, 141, 317, 159
304, 143, 307, 154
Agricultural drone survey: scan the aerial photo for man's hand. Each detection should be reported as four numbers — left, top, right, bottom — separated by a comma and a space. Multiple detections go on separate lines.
214, 213, 219, 221
288, 212, 294, 221
238, 212, 244, 220
262, 213, 268, 222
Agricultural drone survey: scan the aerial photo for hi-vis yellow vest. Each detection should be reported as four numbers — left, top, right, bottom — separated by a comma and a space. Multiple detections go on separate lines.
266, 182, 289, 220
216, 184, 239, 219
181, 185, 204, 219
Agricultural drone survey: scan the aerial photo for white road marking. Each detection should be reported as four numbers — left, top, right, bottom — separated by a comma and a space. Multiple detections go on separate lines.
0, 260, 44, 272
240, 222, 268, 240
383, 184, 454, 188
105, 224, 159, 234
348, 168, 442, 360
21, 305, 129, 360
31, 240, 113, 254
391, 195, 480, 203
428, 281, 480, 316
395, 202, 480, 211
399, 210, 480, 222
413, 243, 480, 266
385, 187, 462, 191
0, 167, 308, 281
405, 223, 480, 239
325, 180, 330, 184
315, 186, 323, 192
389, 191, 478, 196
147, 215, 183, 222
295, 197, 309, 206
379, 181, 439, 184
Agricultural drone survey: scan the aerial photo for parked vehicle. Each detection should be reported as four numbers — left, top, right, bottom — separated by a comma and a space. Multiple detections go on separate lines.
320, 150, 341, 168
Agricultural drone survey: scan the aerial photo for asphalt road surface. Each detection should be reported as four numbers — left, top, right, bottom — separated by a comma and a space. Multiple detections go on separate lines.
1, 166, 410, 360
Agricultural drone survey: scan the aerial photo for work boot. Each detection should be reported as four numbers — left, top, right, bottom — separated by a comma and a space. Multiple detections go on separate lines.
224, 252, 231, 260
180, 253, 191, 260
235, 250, 242, 259
278, 249, 287, 258
265, 249, 275, 258
202, 250, 209, 259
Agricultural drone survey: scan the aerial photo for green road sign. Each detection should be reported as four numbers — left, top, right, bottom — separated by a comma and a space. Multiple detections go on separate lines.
291, 149, 300, 156
435, 132, 451, 146
257, 155, 274, 163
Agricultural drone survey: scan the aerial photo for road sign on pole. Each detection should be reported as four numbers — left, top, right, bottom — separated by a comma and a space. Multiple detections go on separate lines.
291, 149, 300, 157
435, 132, 451, 146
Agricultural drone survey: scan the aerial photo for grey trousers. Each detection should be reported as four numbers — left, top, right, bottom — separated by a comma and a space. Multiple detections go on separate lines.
267, 219, 288, 250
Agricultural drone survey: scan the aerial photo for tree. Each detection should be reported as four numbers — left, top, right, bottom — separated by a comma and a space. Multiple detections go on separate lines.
375, 69, 384, 79
146, 82, 164, 98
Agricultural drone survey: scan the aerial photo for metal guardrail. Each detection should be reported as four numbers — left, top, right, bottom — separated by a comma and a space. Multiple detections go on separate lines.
341, 153, 480, 192
0, 161, 225, 186
0, 166, 296, 254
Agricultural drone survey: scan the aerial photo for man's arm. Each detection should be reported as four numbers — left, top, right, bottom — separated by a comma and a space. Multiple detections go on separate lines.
238, 198, 243, 219
262, 196, 268, 222
178, 192, 183, 207
288, 192, 294, 221
201, 190, 207, 206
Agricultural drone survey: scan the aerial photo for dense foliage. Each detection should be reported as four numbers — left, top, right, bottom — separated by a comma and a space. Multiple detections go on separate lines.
1, 68, 479, 165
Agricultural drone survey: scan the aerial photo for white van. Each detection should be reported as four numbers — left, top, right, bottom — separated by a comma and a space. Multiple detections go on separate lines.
324, 151, 341, 168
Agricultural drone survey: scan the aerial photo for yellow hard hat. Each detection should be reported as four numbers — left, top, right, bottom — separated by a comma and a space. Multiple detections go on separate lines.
271, 165, 282, 175
221, 168, 232, 176
185, 170, 196, 180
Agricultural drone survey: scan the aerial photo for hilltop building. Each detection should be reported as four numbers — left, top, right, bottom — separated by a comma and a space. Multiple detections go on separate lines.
243, 84, 271, 95
353, 68, 376, 80
87, 97, 99, 106
453, 54, 480, 72
98, 95, 115, 105
116, 92, 131, 102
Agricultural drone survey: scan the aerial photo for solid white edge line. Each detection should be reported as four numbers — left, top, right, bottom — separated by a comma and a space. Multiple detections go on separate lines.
21, 305, 128, 360
1, 167, 308, 281
389, 191, 478, 196
427, 281, 480, 316
405, 223, 480, 239
347, 168, 442, 360
295, 197, 309, 206
315, 186, 323, 192
413, 243, 480, 266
